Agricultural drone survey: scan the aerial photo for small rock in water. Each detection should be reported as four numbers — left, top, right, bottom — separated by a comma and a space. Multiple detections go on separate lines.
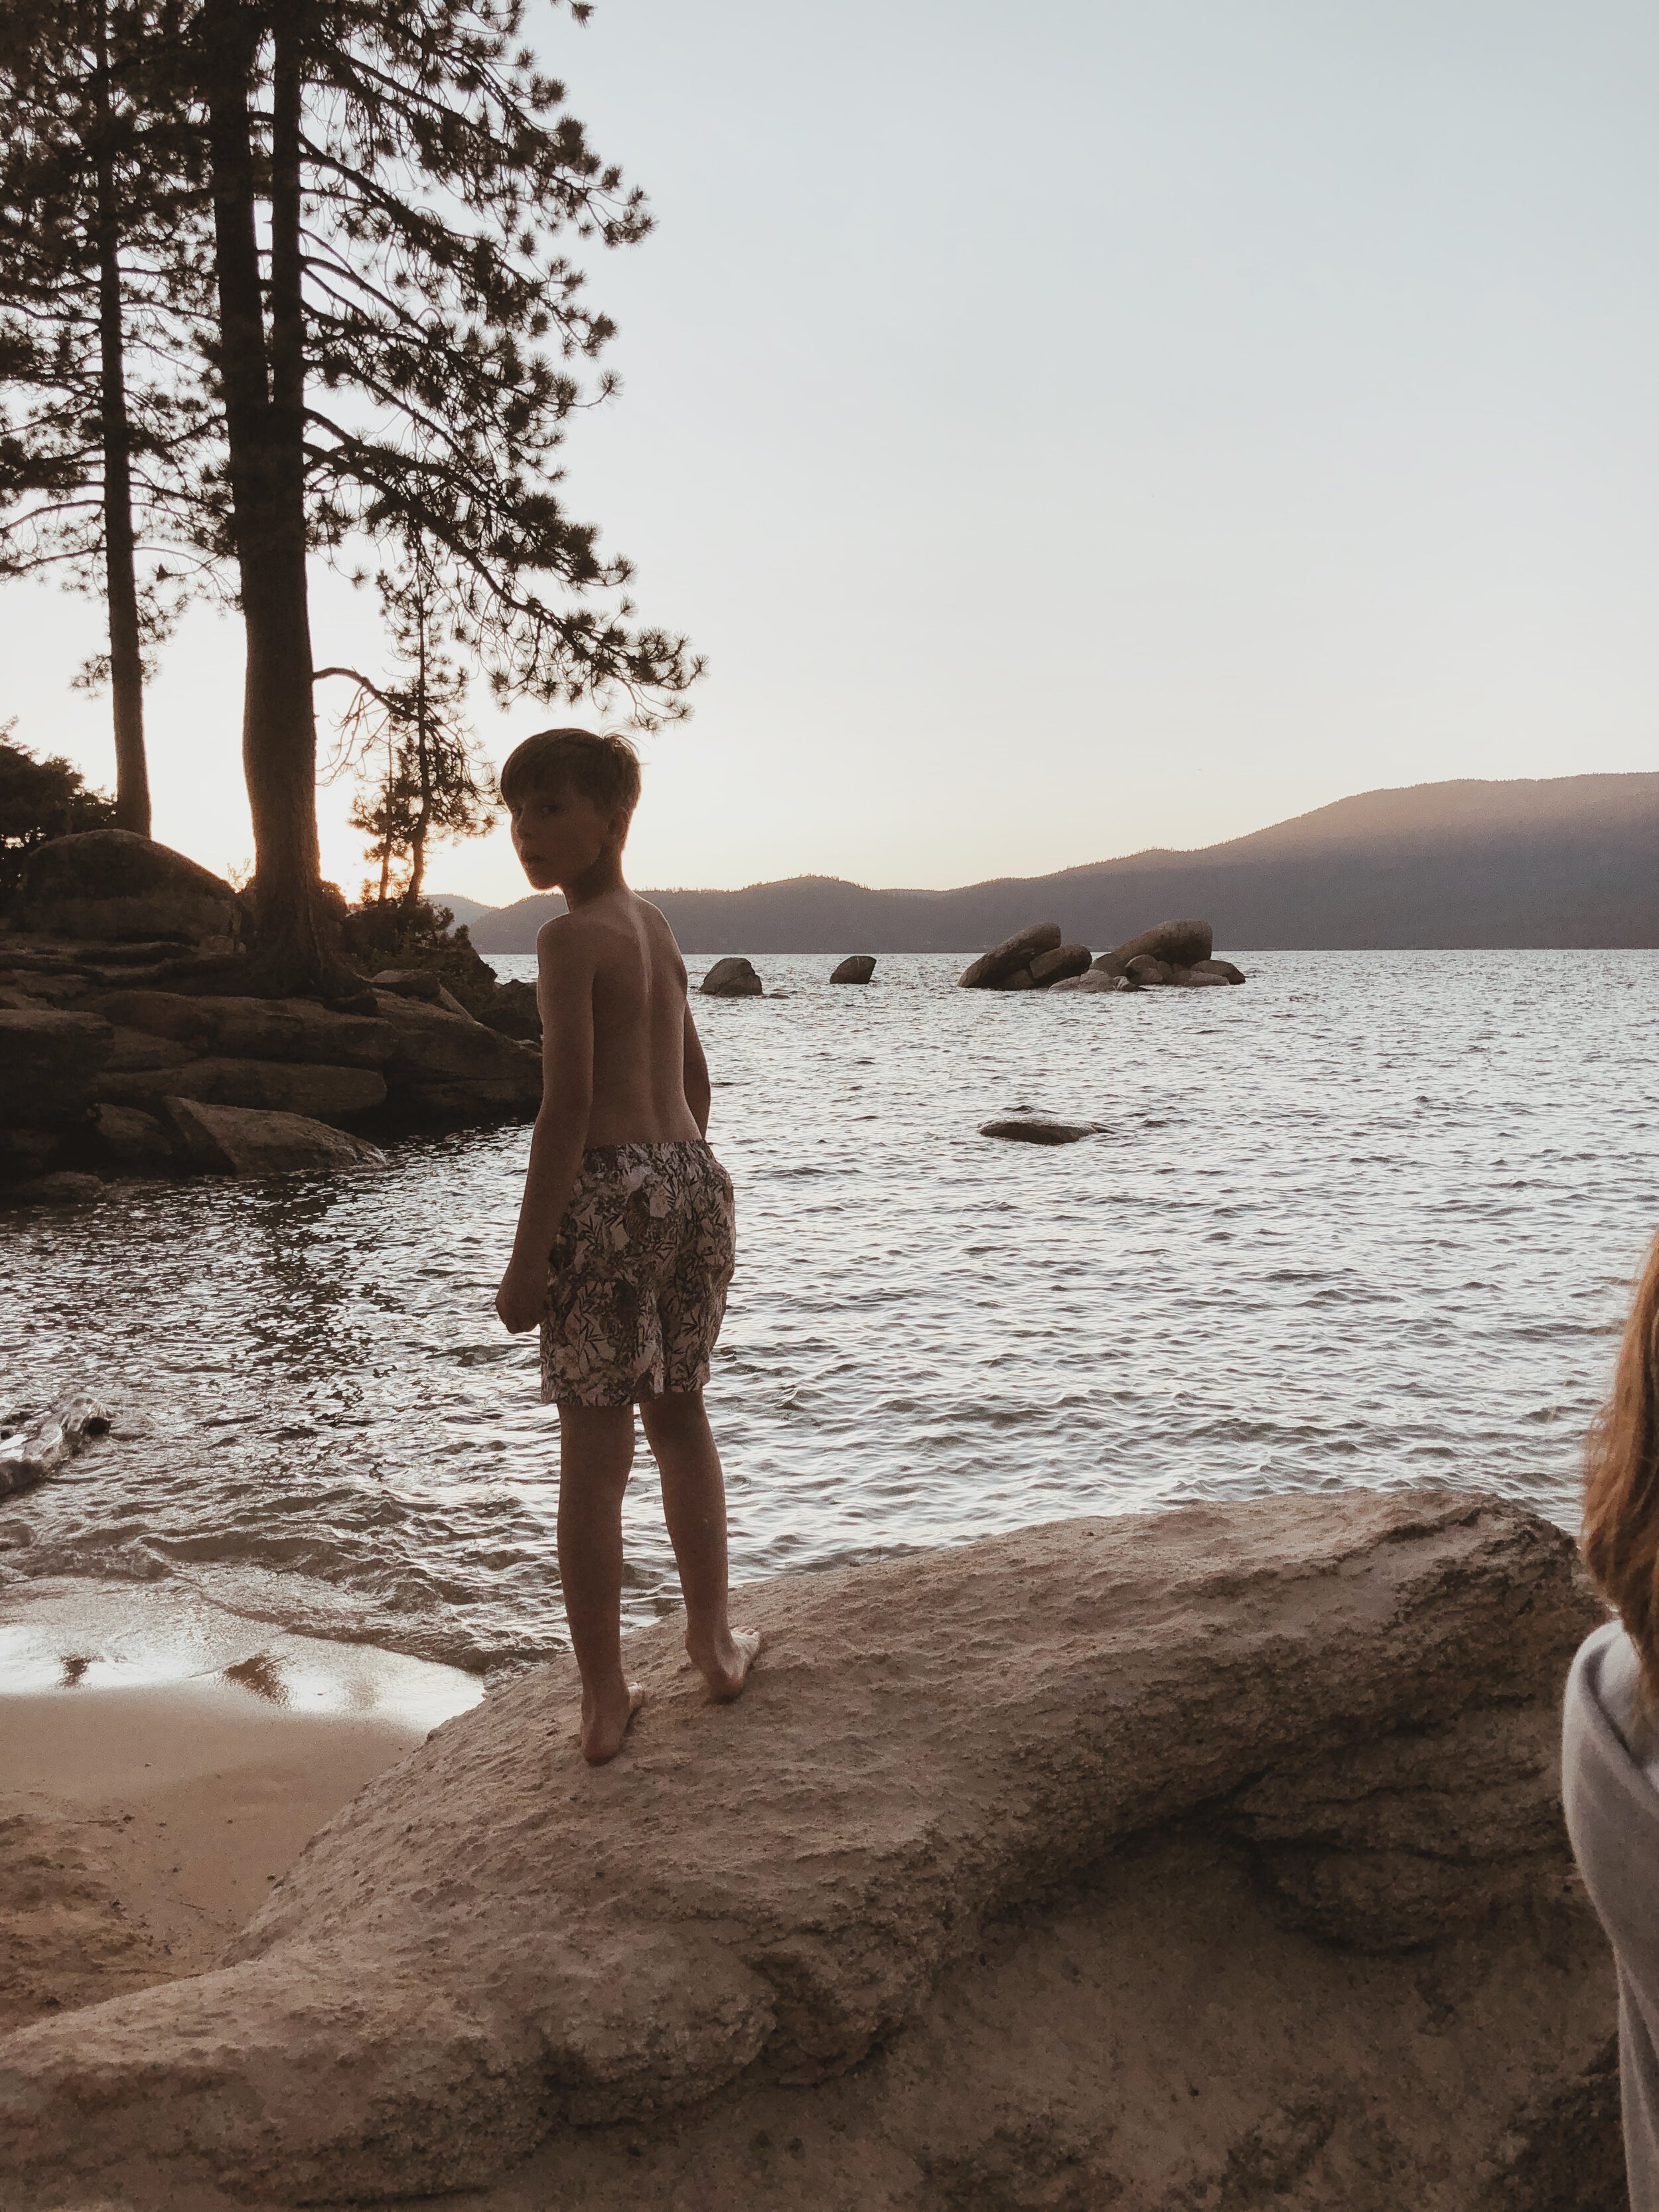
0, 1395, 112, 1497
6, 1171, 104, 1203
830, 956, 876, 985
700, 957, 763, 999
979, 1118, 1095, 1145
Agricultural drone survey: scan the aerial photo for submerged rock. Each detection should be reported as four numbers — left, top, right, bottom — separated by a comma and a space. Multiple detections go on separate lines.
958, 922, 1061, 989
979, 1118, 1095, 1143
1048, 972, 1127, 995
162, 1097, 386, 1177
0, 1397, 110, 1497
3, 1171, 103, 1205
700, 956, 764, 998
0, 1491, 1610, 2212
830, 956, 877, 984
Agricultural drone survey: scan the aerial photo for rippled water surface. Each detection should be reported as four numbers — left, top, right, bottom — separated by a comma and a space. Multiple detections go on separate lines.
3, 952, 1655, 1668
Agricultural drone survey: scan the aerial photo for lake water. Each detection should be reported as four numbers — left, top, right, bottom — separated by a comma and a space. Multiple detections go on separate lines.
2, 951, 1654, 1671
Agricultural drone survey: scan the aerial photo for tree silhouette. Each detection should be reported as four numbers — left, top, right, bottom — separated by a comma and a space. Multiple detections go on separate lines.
0, 0, 220, 838
188, 0, 697, 990
320, 531, 496, 909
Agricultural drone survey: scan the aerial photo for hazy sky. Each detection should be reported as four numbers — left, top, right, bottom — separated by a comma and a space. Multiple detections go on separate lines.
6, 0, 1656, 903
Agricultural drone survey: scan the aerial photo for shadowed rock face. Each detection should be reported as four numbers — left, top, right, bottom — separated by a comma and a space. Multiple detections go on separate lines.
0, 1493, 1617, 2210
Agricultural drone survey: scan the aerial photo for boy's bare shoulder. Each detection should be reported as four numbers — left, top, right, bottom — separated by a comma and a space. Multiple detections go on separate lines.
631, 894, 688, 965
534, 908, 601, 976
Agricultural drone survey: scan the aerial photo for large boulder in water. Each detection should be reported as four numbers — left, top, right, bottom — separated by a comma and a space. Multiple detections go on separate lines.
1029, 942, 1091, 987
830, 956, 876, 984
1092, 919, 1213, 977
163, 1096, 384, 1176
700, 956, 763, 998
958, 922, 1060, 988
11, 832, 241, 946
0, 1491, 1615, 2210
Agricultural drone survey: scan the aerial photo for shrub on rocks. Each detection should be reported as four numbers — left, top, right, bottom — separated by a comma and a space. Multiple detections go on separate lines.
701, 956, 763, 998
340, 897, 502, 1019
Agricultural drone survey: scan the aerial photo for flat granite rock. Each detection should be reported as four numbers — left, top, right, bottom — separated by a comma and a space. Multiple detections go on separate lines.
0, 1491, 1617, 2212
979, 1117, 1095, 1143
162, 1098, 386, 1177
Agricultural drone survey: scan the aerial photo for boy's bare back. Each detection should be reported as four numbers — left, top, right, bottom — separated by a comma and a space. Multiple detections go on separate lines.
537, 887, 705, 1149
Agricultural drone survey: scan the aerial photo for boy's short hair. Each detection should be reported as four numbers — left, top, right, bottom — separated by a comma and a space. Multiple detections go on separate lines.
498, 727, 642, 820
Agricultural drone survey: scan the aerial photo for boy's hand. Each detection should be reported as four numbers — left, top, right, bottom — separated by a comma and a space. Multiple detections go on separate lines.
495, 1256, 547, 1335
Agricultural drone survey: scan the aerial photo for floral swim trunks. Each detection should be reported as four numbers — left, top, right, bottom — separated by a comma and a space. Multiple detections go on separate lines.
540, 1140, 736, 1408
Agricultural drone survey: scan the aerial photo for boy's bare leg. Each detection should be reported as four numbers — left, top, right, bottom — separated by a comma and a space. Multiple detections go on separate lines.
557, 1402, 646, 1764
639, 1387, 761, 1699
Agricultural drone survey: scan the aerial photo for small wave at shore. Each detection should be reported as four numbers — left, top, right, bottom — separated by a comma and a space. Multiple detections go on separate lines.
1, 950, 1652, 1670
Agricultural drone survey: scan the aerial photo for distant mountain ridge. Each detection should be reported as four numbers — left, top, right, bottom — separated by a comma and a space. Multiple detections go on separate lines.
469, 773, 1659, 954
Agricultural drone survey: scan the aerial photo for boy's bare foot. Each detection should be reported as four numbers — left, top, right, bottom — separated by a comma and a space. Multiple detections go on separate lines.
686, 1626, 762, 1702
580, 1679, 645, 1765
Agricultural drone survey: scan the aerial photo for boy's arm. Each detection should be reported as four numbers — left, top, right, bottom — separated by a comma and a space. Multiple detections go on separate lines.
683, 1005, 711, 1138
494, 922, 595, 1334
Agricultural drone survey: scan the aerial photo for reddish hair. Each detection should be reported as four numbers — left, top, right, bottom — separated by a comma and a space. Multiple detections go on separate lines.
1584, 1229, 1659, 1700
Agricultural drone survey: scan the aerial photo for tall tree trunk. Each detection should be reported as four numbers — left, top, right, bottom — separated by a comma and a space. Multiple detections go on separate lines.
406, 591, 431, 905
92, 0, 151, 838
204, 0, 336, 988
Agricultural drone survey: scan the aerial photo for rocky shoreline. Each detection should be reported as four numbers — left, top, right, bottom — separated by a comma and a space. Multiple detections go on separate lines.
1, 831, 541, 1195
0, 1488, 1619, 2211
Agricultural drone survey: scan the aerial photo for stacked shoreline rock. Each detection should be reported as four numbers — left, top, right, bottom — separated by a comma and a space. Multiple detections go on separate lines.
0, 832, 541, 1193
958, 917, 1246, 994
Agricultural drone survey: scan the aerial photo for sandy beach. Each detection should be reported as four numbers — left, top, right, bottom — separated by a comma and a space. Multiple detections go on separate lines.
0, 1580, 481, 2040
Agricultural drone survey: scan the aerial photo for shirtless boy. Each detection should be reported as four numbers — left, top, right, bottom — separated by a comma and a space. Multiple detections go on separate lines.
492, 727, 760, 1763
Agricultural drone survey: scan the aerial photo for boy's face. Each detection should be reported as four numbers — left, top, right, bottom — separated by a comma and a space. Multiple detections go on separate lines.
509, 780, 624, 891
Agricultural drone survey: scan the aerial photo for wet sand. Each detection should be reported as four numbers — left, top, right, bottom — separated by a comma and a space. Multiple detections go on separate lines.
0, 1580, 482, 2034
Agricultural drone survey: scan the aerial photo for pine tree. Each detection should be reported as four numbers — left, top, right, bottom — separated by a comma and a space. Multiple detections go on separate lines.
186, 0, 697, 990
0, 0, 220, 838
321, 530, 496, 909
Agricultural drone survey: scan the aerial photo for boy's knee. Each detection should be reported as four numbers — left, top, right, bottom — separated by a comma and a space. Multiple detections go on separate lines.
639, 1387, 705, 1434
